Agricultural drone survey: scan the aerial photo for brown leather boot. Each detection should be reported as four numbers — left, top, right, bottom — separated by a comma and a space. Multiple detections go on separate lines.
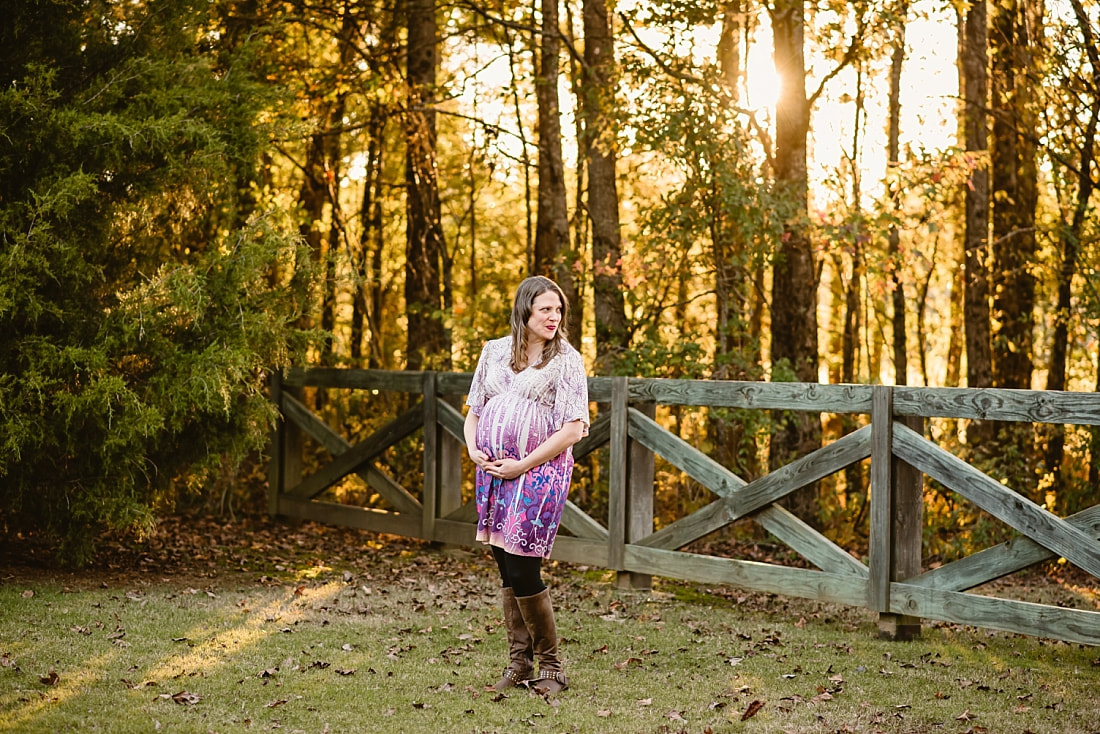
492, 587, 533, 691
516, 588, 569, 696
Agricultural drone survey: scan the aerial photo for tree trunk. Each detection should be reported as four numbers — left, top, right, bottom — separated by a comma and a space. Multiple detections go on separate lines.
564, 1, 587, 349
582, 0, 627, 368
709, 0, 760, 480
887, 0, 908, 386
960, 0, 992, 394
990, 0, 1039, 391
1047, 0, 1100, 479
769, 0, 820, 522
405, 0, 450, 370
534, 0, 570, 279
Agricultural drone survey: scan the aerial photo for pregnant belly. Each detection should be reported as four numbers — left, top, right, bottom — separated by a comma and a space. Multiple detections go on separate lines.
476, 397, 552, 460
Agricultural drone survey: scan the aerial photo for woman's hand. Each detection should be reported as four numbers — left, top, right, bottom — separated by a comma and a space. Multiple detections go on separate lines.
484, 458, 525, 480
468, 446, 491, 469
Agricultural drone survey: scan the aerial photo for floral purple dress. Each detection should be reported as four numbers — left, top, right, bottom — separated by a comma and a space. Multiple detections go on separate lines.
466, 337, 589, 558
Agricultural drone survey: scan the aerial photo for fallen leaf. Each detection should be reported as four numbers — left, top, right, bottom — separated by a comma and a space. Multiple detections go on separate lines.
956, 709, 977, 721
597, 709, 612, 717
266, 699, 288, 708
666, 710, 687, 722
741, 699, 765, 721
21, 590, 33, 599
335, 668, 356, 676
614, 657, 643, 670
169, 691, 200, 705
636, 697, 653, 707
39, 669, 59, 686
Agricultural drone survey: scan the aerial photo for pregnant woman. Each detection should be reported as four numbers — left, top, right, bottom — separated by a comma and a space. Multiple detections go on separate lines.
463, 276, 589, 696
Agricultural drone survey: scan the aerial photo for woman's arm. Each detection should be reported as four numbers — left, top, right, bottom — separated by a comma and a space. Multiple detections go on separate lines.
463, 408, 491, 469
485, 419, 585, 481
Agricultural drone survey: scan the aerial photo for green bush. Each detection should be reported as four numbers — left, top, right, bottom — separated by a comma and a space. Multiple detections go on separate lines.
0, 0, 317, 563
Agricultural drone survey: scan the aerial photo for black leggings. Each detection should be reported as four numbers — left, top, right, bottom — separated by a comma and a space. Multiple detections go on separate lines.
490, 545, 545, 598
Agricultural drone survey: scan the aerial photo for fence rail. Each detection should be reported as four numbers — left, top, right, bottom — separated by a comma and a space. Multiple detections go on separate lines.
268, 368, 1100, 645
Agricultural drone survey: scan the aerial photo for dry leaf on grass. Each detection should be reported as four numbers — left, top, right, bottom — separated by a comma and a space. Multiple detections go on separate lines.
741, 699, 765, 721
161, 691, 200, 705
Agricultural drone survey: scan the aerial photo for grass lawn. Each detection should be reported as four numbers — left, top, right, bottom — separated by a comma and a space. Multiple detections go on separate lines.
1, 516, 1098, 733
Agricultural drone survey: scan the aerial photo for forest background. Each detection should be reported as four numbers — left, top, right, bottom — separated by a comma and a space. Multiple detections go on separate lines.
2, 0, 1099, 567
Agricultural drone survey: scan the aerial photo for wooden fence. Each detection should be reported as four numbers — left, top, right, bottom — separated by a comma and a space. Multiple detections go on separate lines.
268, 368, 1100, 645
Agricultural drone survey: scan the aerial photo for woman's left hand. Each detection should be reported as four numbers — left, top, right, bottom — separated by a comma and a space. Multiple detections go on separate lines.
486, 458, 525, 480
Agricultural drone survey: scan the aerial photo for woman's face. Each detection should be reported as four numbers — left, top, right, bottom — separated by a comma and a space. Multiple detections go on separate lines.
526, 289, 563, 344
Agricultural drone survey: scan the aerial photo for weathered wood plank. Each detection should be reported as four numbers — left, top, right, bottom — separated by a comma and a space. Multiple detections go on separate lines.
587, 377, 614, 403
432, 517, 477, 546
277, 497, 424, 539
722, 425, 872, 522
281, 394, 422, 513
868, 386, 893, 613
444, 502, 479, 523
561, 500, 609, 541
422, 374, 439, 539
622, 401, 656, 589
753, 505, 868, 577
893, 386, 1100, 425
894, 423, 1100, 579
626, 379, 874, 413
909, 504, 1100, 591
639, 499, 729, 551
285, 402, 424, 500
436, 398, 466, 442
628, 408, 746, 497
267, 372, 288, 516
624, 545, 869, 607
284, 367, 426, 392
436, 372, 474, 396
638, 426, 873, 551
551, 536, 612, 567
607, 377, 629, 570
574, 413, 611, 459
888, 581, 1100, 646
883, 414, 925, 639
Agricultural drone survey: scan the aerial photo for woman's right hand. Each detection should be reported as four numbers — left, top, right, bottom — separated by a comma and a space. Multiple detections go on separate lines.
468, 446, 491, 469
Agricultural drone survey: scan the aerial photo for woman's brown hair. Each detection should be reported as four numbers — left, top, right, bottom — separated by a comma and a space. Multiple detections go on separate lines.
509, 276, 569, 372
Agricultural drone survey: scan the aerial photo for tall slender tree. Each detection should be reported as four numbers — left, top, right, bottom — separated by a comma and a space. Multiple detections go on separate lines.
990, 0, 1040, 391
533, 0, 570, 280
406, 0, 450, 370
581, 0, 628, 366
768, 0, 820, 519
960, 0, 992, 393
886, 0, 909, 386
1045, 0, 1100, 479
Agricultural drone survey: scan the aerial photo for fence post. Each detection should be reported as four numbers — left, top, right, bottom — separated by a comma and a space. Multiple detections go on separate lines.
267, 370, 302, 517
884, 413, 923, 640
617, 400, 655, 590
422, 372, 439, 542
438, 396, 464, 519
608, 377, 629, 572
869, 385, 923, 641
868, 386, 893, 620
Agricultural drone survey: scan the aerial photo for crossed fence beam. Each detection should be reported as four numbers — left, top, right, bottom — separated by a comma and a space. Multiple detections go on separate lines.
268, 368, 1100, 645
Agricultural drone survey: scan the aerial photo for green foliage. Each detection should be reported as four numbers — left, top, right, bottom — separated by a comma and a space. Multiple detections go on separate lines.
0, 0, 318, 563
